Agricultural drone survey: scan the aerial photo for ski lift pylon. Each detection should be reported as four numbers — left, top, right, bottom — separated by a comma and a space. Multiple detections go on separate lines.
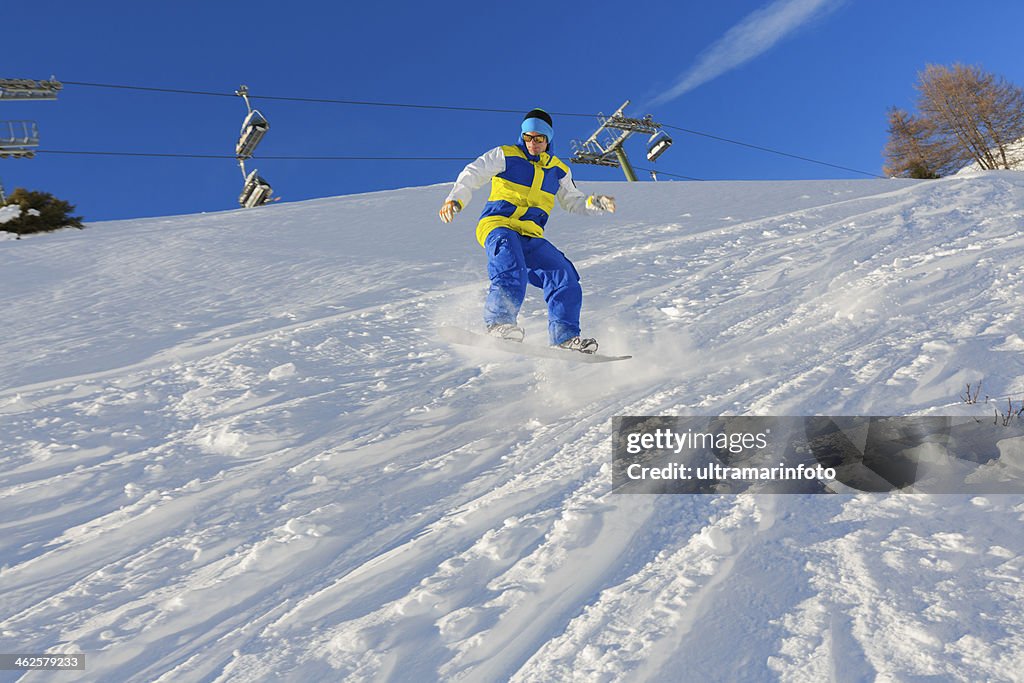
646, 130, 672, 162
0, 78, 62, 101
0, 120, 39, 158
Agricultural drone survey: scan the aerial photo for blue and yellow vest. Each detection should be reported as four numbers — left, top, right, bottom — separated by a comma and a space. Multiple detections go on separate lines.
474, 144, 570, 246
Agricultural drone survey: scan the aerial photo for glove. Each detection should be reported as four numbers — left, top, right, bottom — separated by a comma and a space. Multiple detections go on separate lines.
587, 195, 616, 213
439, 199, 462, 223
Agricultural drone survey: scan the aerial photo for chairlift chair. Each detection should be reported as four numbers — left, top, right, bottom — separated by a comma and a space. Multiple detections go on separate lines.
239, 169, 273, 208
236, 109, 269, 159
646, 130, 672, 162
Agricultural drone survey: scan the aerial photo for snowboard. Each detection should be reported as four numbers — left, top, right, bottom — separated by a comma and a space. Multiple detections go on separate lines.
439, 326, 632, 363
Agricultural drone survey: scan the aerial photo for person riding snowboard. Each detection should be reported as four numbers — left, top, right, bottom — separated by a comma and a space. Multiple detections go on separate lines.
438, 108, 616, 353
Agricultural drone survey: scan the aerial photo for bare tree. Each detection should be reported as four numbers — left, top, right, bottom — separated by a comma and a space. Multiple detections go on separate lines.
884, 107, 944, 178
883, 64, 1024, 177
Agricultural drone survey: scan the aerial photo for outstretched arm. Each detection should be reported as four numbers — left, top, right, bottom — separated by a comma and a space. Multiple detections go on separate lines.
556, 166, 616, 216
439, 147, 506, 222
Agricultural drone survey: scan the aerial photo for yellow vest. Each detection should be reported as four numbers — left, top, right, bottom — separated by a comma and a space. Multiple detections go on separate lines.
475, 145, 570, 246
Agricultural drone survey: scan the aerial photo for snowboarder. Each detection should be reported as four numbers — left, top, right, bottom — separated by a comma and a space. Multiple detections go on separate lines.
439, 108, 616, 353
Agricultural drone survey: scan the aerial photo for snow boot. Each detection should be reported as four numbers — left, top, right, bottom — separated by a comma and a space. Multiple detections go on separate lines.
487, 323, 525, 342
556, 336, 599, 354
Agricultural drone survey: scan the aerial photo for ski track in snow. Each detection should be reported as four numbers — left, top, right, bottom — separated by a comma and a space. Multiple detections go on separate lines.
1, 175, 1024, 681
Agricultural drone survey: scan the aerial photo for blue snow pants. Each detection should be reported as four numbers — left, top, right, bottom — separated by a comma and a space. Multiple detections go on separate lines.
483, 227, 582, 346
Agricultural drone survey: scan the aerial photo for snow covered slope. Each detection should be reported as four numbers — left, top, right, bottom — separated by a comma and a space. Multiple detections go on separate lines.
2, 173, 1024, 682
958, 137, 1024, 174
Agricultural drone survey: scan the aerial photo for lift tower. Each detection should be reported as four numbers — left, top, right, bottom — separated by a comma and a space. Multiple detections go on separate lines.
0, 78, 62, 202
569, 100, 672, 181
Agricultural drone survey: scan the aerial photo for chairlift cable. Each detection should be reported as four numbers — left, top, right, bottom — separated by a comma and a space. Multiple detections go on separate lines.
661, 124, 886, 179
633, 166, 704, 181
60, 80, 592, 118
35, 150, 479, 161
55, 80, 884, 178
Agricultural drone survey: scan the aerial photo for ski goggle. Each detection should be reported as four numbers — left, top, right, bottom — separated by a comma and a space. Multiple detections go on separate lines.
522, 133, 548, 144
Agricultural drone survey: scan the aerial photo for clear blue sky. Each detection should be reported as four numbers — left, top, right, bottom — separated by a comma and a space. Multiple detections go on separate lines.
4, 0, 1024, 222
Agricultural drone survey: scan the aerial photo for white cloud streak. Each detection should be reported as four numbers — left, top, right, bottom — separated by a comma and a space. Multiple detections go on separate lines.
648, 0, 844, 107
